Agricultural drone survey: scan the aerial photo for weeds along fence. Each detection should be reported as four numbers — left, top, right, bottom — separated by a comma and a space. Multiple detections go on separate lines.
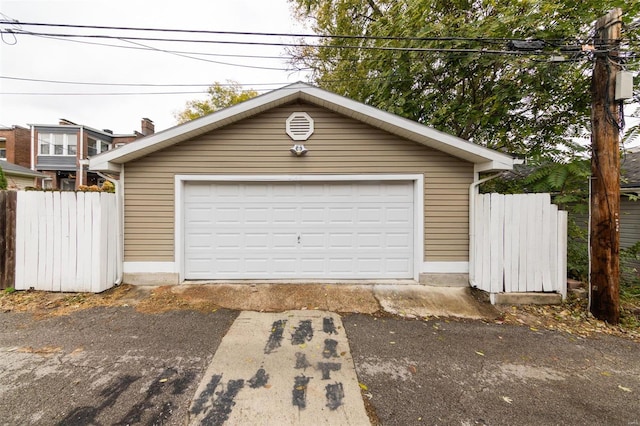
0, 190, 117, 292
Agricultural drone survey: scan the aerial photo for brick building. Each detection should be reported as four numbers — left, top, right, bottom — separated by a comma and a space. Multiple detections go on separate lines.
0, 125, 31, 167
29, 118, 154, 189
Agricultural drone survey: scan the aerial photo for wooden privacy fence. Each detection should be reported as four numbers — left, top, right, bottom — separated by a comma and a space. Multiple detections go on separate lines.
8, 191, 118, 293
0, 191, 17, 290
472, 193, 567, 298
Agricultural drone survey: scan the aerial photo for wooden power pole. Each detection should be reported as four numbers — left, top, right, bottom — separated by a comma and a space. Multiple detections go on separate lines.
590, 8, 622, 324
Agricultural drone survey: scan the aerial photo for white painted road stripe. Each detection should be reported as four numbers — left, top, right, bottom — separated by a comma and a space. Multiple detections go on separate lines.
188, 311, 370, 425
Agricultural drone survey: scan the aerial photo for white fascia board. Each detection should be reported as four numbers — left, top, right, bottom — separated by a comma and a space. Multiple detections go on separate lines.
474, 160, 514, 173
89, 159, 122, 174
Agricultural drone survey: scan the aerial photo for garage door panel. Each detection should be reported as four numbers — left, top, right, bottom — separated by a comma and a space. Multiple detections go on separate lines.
386, 207, 413, 224
245, 258, 270, 273
329, 207, 355, 224
272, 258, 298, 274
298, 258, 325, 274
358, 208, 383, 224
357, 258, 383, 274
185, 207, 214, 225
273, 207, 297, 224
387, 233, 413, 248
244, 207, 270, 224
357, 236, 384, 249
386, 258, 412, 274
245, 233, 270, 249
184, 181, 414, 279
328, 233, 353, 248
300, 207, 325, 224
300, 233, 325, 248
185, 232, 214, 250
272, 233, 297, 248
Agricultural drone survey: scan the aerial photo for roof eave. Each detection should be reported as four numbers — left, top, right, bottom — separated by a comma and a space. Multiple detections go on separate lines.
474, 160, 517, 174
90, 159, 122, 174
5, 171, 46, 178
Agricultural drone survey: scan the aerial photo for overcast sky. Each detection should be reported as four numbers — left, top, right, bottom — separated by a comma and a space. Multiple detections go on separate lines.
0, 0, 310, 134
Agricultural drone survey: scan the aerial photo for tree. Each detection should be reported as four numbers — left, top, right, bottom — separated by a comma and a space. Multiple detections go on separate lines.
288, 0, 639, 160
175, 81, 259, 123
0, 166, 7, 190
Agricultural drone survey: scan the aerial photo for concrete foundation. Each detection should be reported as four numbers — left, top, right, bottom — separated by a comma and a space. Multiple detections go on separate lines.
491, 292, 563, 306
419, 273, 469, 287
123, 272, 179, 286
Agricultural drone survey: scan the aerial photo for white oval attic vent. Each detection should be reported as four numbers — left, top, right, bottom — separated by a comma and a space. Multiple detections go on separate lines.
286, 112, 314, 141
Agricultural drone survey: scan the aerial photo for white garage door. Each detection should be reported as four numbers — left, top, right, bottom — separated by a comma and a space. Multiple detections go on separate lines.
183, 181, 414, 279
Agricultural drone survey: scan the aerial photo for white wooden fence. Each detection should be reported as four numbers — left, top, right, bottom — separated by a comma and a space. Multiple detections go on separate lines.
14, 191, 117, 293
472, 193, 567, 298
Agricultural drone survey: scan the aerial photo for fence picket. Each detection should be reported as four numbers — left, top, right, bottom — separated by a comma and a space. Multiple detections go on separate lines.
475, 193, 566, 298
548, 204, 559, 292
8, 191, 117, 293
89, 193, 101, 291
52, 192, 62, 292
558, 211, 568, 299
481, 195, 491, 289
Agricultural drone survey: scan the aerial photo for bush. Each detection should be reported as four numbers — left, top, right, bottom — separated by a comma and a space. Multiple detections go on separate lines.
101, 180, 115, 193
567, 218, 589, 282
0, 166, 7, 190
621, 242, 640, 301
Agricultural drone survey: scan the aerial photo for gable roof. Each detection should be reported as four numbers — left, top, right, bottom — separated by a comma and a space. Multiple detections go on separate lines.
89, 82, 517, 174
0, 162, 47, 178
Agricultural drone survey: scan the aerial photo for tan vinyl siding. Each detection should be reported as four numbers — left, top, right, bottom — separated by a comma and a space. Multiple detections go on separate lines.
123, 102, 473, 262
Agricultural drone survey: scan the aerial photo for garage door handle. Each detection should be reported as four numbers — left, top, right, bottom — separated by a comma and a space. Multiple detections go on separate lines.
297, 235, 301, 244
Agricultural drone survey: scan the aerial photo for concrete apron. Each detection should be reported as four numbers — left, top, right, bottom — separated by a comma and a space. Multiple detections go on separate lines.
188, 310, 369, 426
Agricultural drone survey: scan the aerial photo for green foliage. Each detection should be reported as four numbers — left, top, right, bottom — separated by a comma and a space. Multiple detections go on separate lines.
621, 241, 640, 300
3, 287, 16, 295
289, 0, 640, 159
0, 166, 7, 190
567, 217, 589, 282
483, 157, 591, 211
175, 81, 259, 123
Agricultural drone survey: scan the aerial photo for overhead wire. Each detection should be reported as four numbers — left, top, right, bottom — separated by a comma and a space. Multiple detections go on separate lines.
0, 20, 592, 45
1, 28, 605, 55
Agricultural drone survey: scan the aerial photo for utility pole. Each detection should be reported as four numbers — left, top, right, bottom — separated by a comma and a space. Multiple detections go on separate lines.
590, 8, 622, 324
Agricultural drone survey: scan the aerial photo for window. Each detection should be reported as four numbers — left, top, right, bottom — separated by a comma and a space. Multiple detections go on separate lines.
0, 148, 6, 160
88, 138, 111, 156
38, 133, 78, 156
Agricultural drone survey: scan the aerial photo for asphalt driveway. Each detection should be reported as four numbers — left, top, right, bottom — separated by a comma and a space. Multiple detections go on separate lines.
1, 306, 639, 425
0, 307, 238, 425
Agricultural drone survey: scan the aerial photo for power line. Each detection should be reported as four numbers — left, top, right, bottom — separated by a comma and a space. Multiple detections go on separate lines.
19, 32, 293, 60
0, 75, 290, 87
0, 90, 277, 96
118, 38, 306, 72
0, 20, 589, 44
1, 29, 603, 55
